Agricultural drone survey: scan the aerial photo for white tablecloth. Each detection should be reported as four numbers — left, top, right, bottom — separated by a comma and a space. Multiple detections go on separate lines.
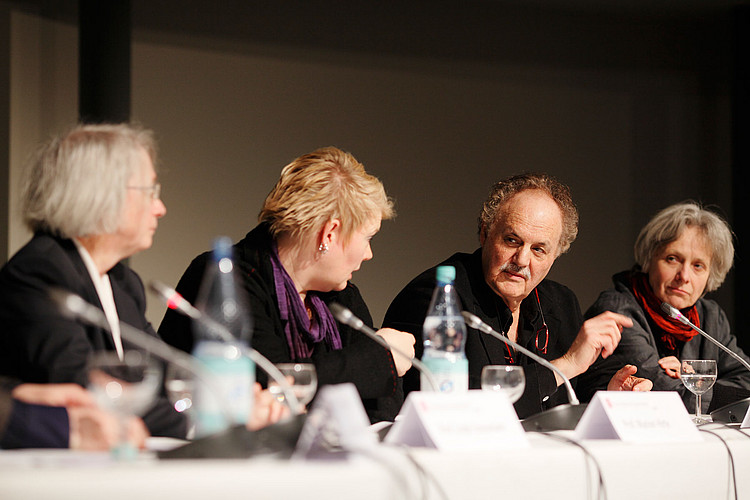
1, 424, 748, 500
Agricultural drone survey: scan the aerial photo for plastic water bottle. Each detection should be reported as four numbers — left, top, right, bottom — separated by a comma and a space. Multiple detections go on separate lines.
192, 236, 254, 437
422, 265, 468, 392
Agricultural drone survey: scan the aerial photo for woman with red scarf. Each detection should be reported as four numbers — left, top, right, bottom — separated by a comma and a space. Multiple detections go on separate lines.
577, 202, 750, 412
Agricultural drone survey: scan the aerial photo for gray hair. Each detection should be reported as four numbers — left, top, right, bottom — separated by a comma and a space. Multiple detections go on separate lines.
478, 172, 579, 256
634, 201, 734, 293
21, 123, 157, 238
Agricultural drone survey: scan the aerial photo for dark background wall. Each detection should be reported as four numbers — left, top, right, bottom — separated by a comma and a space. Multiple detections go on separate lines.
2, 1, 745, 352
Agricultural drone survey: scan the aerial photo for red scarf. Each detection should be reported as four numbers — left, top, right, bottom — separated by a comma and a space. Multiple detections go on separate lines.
629, 272, 700, 350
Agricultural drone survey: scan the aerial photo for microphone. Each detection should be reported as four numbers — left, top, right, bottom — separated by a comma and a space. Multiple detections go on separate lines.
461, 311, 579, 404
461, 311, 587, 432
149, 281, 302, 415
150, 280, 233, 342
660, 302, 750, 373
328, 302, 440, 392
47, 287, 236, 423
660, 302, 750, 423
50, 288, 308, 458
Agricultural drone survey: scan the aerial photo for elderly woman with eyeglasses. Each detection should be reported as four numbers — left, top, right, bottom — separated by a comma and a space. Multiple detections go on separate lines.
158, 147, 415, 423
578, 202, 750, 411
0, 123, 187, 439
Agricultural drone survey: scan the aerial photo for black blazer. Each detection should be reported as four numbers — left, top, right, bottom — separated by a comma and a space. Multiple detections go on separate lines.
0, 233, 185, 438
158, 223, 402, 423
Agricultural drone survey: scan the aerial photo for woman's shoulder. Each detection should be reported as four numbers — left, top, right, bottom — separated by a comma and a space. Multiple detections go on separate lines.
585, 273, 641, 319
1, 234, 80, 285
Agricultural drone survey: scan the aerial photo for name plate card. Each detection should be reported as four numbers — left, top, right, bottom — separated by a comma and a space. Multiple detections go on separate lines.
574, 391, 701, 443
294, 383, 378, 458
385, 390, 528, 450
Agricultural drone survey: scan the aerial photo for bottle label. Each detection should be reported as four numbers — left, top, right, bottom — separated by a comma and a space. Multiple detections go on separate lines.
422, 356, 469, 393
192, 341, 254, 437
423, 316, 467, 353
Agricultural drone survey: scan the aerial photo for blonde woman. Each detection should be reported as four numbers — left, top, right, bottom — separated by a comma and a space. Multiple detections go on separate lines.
159, 147, 414, 422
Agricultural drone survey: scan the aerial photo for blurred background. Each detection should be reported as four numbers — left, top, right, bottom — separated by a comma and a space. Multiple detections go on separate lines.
1, 1, 746, 351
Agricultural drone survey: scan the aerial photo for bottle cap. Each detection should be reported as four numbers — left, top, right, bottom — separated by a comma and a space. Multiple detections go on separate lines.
436, 265, 456, 284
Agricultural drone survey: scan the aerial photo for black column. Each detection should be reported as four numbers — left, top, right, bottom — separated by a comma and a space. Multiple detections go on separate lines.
732, 6, 750, 352
78, 0, 131, 123
1, 6, 10, 263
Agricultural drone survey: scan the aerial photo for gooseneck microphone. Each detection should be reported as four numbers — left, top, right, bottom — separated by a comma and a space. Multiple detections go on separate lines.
328, 302, 441, 393
47, 287, 236, 423
660, 302, 750, 373
462, 311, 588, 432
461, 311, 579, 405
149, 281, 302, 414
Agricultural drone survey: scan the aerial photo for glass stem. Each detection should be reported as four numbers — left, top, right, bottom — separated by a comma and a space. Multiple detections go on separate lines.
696, 394, 702, 420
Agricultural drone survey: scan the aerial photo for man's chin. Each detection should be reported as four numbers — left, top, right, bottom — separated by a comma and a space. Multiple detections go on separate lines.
493, 281, 530, 301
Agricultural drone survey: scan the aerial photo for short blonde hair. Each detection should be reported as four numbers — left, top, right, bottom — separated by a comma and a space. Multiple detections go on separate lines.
22, 123, 157, 238
478, 173, 579, 256
634, 201, 734, 293
259, 147, 394, 242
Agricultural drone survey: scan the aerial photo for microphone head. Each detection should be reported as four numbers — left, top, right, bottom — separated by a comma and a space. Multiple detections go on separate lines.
661, 302, 689, 325
48, 287, 94, 318
47, 287, 108, 328
461, 311, 482, 330
660, 302, 677, 318
660, 302, 679, 318
328, 302, 353, 324
148, 280, 173, 300
148, 280, 199, 318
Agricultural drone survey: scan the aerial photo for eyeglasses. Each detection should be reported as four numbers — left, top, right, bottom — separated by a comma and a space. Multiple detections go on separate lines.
127, 183, 161, 200
534, 288, 549, 354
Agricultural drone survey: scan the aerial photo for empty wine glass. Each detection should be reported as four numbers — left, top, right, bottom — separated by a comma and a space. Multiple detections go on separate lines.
87, 350, 162, 459
481, 365, 526, 404
269, 363, 317, 407
680, 359, 717, 424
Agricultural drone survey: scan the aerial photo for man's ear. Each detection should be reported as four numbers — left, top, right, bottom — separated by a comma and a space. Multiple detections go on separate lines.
479, 223, 487, 246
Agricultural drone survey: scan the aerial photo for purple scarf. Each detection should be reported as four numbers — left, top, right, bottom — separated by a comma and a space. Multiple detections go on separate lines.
269, 242, 342, 359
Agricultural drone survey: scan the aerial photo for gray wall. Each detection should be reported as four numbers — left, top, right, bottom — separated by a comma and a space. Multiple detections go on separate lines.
5, 7, 734, 333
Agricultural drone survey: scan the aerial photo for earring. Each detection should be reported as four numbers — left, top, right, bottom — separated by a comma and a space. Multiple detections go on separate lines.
318, 243, 329, 254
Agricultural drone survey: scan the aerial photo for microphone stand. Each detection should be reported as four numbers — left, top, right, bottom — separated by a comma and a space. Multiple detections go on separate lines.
328, 303, 441, 392
661, 302, 750, 423
461, 311, 587, 431
661, 302, 750, 372
150, 281, 302, 415
48, 287, 236, 424
50, 287, 308, 459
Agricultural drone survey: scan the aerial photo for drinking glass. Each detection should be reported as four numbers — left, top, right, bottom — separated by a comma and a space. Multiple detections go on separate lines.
680, 359, 717, 424
269, 363, 318, 407
164, 363, 195, 438
87, 350, 162, 459
481, 365, 526, 403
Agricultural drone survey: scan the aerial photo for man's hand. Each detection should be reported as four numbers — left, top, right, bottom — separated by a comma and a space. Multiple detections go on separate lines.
551, 311, 633, 383
659, 356, 681, 379
12, 383, 150, 450
606, 364, 653, 392
377, 328, 416, 377
11, 383, 95, 408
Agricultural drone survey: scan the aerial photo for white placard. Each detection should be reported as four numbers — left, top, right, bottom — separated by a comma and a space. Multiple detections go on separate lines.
294, 383, 378, 458
574, 391, 702, 443
385, 390, 528, 450
741, 404, 750, 429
